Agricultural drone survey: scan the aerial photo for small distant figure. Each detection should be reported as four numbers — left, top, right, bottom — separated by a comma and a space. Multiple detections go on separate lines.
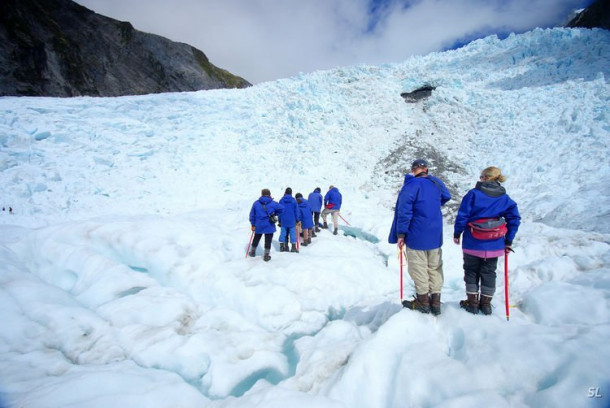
278, 187, 301, 253
296, 193, 314, 246
308, 187, 323, 233
321, 185, 342, 235
249, 189, 283, 261
9, 207, 13, 214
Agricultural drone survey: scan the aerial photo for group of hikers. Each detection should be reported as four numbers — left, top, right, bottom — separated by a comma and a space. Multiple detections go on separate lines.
389, 159, 521, 316
248, 185, 342, 261
248, 158, 521, 317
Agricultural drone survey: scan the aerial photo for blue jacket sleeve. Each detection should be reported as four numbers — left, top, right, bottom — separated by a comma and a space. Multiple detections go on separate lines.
454, 191, 474, 236
429, 175, 451, 205
440, 184, 451, 206
395, 185, 416, 237
502, 197, 521, 242
249, 203, 256, 226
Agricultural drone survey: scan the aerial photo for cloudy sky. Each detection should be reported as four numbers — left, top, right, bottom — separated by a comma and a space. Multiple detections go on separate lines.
74, 0, 594, 84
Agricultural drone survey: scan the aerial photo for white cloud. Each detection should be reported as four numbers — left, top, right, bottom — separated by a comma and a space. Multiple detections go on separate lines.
75, 0, 593, 83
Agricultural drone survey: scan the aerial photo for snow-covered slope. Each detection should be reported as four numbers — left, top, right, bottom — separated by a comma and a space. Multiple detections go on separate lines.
0, 28, 609, 408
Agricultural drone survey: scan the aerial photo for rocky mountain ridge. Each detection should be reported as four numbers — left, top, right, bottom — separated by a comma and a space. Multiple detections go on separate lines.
0, 0, 251, 97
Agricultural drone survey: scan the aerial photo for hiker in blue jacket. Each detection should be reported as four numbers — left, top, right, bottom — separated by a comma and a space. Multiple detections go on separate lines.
296, 193, 314, 246
249, 188, 283, 261
389, 159, 451, 315
321, 185, 342, 235
307, 187, 323, 234
278, 187, 301, 253
454, 166, 521, 315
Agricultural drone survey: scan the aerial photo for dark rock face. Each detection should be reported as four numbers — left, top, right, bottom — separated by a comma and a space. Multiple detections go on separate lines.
400, 85, 436, 103
0, 0, 251, 96
566, 0, 610, 30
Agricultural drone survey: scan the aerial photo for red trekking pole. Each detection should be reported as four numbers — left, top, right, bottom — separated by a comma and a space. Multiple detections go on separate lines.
245, 230, 254, 259
338, 213, 351, 226
504, 247, 513, 321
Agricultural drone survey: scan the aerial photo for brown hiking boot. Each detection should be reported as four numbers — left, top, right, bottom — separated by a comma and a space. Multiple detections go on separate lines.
402, 294, 430, 314
480, 295, 493, 315
430, 293, 441, 316
460, 293, 479, 314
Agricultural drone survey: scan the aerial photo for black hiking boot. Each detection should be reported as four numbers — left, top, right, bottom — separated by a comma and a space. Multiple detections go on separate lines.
402, 294, 430, 314
311, 232, 317, 237
480, 295, 493, 315
263, 249, 271, 262
307, 238, 312, 244
290, 243, 299, 253
460, 293, 479, 314
333, 228, 338, 235
322, 222, 328, 229
302, 241, 309, 247
315, 227, 321, 232
430, 293, 441, 316
280, 243, 288, 252
248, 246, 257, 257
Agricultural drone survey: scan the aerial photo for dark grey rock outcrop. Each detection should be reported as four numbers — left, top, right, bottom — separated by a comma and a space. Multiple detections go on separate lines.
400, 85, 436, 103
0, 0, 251, 96
566, 0, 610, 30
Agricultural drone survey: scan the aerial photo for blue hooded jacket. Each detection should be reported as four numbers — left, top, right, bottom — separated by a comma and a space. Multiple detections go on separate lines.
279, 194, 300, 227
307, 189, 323, 212
249, 195, 283, 234
297, 198, 314, 229
388, 174, 451, 250
324, 187, 342, 210
454, 181, 521, 251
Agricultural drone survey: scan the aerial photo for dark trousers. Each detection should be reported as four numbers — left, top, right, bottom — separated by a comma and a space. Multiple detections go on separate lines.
463, 253, 498, 297
252, 233, 273, 250
313, 212, 320, 227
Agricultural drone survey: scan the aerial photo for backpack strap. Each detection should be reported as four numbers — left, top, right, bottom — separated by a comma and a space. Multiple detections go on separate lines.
426, 176, 443, 191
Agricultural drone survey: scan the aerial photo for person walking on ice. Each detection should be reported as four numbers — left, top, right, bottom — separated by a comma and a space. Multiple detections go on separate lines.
453, 166, 521, 315
296, 193, 314, 246
278, 187, 301, 253
249, 189, 283, 262
321, 185, 342, 235
389, 159, 451, 315
308, 187, 323, 234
